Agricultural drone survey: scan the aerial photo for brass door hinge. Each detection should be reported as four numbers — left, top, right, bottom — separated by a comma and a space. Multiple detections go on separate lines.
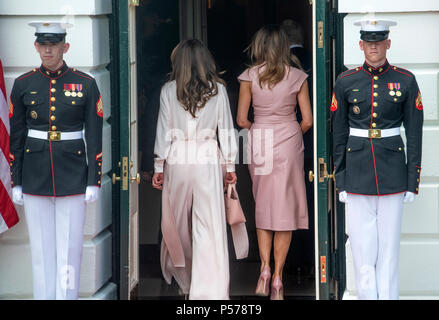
318, 21, 324, 48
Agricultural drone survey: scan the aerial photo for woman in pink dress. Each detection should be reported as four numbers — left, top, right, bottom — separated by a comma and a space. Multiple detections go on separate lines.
237, 25, 313, 300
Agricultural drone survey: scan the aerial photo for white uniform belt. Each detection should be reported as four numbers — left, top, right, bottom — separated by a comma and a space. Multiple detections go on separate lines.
28, 129, 83, 141
349, 127, 400, 139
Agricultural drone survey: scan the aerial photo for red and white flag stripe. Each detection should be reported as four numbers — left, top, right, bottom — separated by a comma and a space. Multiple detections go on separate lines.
0, 58, 19, 234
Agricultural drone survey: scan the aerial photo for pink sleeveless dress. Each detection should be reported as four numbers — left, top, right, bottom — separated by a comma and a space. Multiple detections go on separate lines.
238, 65, 309, 231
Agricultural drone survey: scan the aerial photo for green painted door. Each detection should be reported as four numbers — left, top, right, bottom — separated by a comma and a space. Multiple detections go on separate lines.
112, 0, 140, 300
314, 0, 346, 300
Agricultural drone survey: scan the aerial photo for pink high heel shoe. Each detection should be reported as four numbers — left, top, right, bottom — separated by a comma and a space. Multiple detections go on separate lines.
255, 266, 271, 296
270, 277, 284, 300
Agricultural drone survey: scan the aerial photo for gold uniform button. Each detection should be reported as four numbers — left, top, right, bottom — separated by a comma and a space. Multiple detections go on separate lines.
372, 123, 377, 128
51, 80, 56, 84
417, 178, 420, 182
72, 101, 76, 105
353, 98, 358, 102
50, 116, 56, 121
394, 98, 398, 102
51, 97, 56, 102
98, 181, 101, 184
31, 101, 35, 105
98, 163, 102, 166
368, 68, 372, 72
374, 84, 378, 88
416, 187, 419, 191
374, 76, 379, 80
373, 92, 378, 97
355, 68, 359, 71
77, 151, 82, 155
373, 102, 378, 107
51, 125, 57, 130
398, 147, 402, 151
417, 169, 420, 173
379, 68, 383, 72
26, 149, 30, 153
393, 67, 398, 70
10, 163, 13, 167
51, 106, 56, 111
373, 113, 377, 118
347, 148, 351, 152
51, 88, 56, 93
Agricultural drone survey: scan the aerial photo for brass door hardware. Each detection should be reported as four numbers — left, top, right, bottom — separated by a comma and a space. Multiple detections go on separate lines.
112, 157, 129, 190
318, 157, 334, 182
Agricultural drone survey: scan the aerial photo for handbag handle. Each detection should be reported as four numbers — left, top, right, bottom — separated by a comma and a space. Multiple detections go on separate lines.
226, 183, 237, 200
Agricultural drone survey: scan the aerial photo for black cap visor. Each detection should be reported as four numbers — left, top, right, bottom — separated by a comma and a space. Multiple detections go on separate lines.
360, 30, 389, 42
35, 33, 66, 44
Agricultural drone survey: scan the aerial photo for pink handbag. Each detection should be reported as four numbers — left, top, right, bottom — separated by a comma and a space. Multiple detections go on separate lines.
224, 183, 246, 225
224, 183, 249, 259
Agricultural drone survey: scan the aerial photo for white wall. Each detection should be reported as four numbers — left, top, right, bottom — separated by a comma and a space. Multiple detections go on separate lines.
340, 1, 439, 300
0, 0, 115, 299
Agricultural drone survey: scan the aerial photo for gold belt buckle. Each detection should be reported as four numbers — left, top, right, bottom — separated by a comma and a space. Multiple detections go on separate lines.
48, 131, 61, 141
368, 129, 381, 139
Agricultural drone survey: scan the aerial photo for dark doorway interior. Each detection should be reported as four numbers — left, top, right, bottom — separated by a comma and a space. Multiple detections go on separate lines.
136, 0, 315, 300
207, 0, 315, 299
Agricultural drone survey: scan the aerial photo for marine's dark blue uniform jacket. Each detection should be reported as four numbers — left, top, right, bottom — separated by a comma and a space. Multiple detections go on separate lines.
331, 60, 423, 195
9, 61, 103, 196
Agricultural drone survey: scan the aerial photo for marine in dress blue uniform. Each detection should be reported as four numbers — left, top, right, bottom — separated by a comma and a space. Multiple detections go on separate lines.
331, 19, 423, 300
9, 22, 103, 299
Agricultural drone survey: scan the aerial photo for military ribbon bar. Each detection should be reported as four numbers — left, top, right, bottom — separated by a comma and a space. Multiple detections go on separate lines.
388, 83, 400, 90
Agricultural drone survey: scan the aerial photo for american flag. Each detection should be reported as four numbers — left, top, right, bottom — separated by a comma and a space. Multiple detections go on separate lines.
0, 59, 19, 234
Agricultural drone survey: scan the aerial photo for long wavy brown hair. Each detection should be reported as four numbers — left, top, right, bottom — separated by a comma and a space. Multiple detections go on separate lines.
169, 39, 225, 118
247, 25, 296, 89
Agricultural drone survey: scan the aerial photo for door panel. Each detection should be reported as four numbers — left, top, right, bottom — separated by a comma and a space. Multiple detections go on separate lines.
314, 0, 346, 300
115, 0, 140, 300
128, 1, 140, 298
314, 0, 333, 300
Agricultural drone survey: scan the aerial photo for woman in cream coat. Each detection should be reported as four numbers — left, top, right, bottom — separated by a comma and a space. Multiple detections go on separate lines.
152, 39, 237, 300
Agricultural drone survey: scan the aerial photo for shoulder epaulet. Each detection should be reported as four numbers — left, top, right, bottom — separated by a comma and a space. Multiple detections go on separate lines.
339, 66, 362, 79
390, 65, 414, 78
70, 68, 93, 80
16, 68, 38, 81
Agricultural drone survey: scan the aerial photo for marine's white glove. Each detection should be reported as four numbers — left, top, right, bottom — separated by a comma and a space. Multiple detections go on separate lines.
403, 191, 415, 203
339, 191, 348, 203
84, 186, 100, 203
12, 186, 24, 206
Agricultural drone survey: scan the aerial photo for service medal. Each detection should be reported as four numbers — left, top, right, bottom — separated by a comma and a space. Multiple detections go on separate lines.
389, 91, 395, 96
396, 91, 402, 97
77, 92, 83, 98
353, 106, 360, 114
65, 91, 71, 97
71, 92, 77, 97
